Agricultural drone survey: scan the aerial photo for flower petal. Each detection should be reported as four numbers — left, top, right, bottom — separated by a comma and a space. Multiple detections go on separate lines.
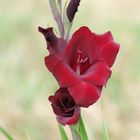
69, 82, 102, 107
57, 107, 80, 125
52, 61, 81, 87
81, 61, 112, 86
98, 41, 120, 67
44, 54, 62, 72
65, 26, 97, 64
93, 31, 114, 48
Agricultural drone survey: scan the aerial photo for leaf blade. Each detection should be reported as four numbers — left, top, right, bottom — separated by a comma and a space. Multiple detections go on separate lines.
0, 126, 14, 140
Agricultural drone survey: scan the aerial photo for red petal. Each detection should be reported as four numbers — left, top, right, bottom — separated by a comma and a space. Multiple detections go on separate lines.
68, 82, 102, 107
98, 41, 120, 67
93, 31, 114, 48
81, 61, 112, 86
44, 54, 62, 72
57, 107, 80, 125
65, 26, 97, 64
52, 61, 81, 87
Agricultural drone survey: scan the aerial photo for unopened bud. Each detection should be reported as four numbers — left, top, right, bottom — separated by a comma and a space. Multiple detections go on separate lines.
38, 26, 58, 47
66, 0, 80, 22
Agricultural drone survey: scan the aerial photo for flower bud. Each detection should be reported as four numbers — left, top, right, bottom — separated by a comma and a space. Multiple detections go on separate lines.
38, 26, 58, 47
66, 0, 80, 22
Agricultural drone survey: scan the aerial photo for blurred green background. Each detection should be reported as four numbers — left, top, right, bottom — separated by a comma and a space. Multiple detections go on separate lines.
0, 0, 140, 139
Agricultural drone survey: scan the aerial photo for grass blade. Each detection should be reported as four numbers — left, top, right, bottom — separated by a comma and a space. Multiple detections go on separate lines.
0, 126, 14, 140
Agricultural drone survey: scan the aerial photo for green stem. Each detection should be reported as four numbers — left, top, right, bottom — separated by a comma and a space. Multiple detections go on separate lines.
70, 115, 88, 140
70, 126, 81, 140
65, 22, 72, 41
49, 0, 64, 37
58, 123, 68, 140
78, 116, 88, 140
57, 0, 62, 14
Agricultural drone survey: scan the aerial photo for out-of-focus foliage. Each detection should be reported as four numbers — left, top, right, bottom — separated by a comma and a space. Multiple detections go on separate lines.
0, 0, 140, 140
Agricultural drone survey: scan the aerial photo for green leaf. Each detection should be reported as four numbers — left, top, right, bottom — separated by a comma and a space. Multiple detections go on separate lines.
0, 126, 14, 140
58, 123, 68, 140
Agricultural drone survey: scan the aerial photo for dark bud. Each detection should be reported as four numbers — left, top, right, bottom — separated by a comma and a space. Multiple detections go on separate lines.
49, 88, 80, 125
66, 0, 80, 22
49, 88, 76, 117
38, 26, 58, 47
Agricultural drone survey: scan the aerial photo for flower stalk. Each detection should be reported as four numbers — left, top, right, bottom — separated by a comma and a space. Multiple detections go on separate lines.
57, 0, 62, 13
38, 0, 120, 140
70, 126, 81, 140
58, 123, 68, 140
48, 0, 64, 37
70, 115, 88, 140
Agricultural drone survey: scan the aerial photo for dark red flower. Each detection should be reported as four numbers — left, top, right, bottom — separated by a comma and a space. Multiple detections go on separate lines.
39, 26, 120, 107
49, 88, 80, 125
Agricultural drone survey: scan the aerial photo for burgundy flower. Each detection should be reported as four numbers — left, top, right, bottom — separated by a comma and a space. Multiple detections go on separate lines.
38, 26, 120, 107
49, 88, 80, 125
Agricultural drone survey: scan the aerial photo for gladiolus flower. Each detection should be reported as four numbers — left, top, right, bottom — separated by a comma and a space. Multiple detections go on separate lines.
38, 26, 120, 107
